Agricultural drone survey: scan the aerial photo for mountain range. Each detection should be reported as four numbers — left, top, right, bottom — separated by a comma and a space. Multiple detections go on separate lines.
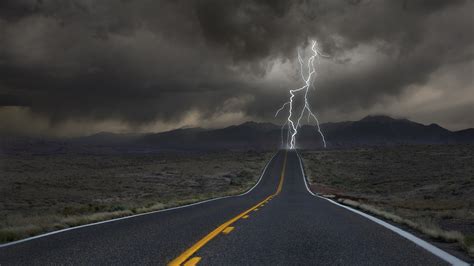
1, 115, 473, 153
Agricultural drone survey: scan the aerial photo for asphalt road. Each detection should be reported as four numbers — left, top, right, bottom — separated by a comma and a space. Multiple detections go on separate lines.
0, 150, 465, 265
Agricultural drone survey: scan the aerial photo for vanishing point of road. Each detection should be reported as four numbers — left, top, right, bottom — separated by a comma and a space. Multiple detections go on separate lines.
0, 150, 468, 265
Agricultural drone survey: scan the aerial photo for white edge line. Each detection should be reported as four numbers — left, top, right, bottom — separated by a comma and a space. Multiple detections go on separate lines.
0, 151, 280, 249
295, 150, 469, 266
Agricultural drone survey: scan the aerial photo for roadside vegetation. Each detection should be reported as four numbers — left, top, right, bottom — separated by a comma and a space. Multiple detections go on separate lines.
0, 150, 273, 243
302, 145, 474, 257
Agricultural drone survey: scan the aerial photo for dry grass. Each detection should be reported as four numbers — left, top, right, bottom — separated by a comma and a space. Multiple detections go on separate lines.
302, 145, 474, 257
339, 199, 464, 243
0, 150, 273, 243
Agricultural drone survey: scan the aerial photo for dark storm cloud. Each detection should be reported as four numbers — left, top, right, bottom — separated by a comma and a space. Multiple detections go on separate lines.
0, 0, 473, 135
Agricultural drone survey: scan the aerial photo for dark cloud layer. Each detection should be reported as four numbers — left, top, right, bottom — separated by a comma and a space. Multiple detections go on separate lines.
0, 0, 473, 135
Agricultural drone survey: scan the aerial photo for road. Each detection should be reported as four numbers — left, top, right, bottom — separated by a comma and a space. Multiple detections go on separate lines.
0, 150, 467, 265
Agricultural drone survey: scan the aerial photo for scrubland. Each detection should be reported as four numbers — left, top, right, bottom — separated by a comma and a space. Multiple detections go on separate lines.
302, 145, 474, 257
0, 151, 272, 243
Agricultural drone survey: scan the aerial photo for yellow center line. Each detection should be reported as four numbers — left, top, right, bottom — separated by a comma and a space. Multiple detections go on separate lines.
183, 257, 201, 266
222, 226, 234, 234
168, 151, 288, 266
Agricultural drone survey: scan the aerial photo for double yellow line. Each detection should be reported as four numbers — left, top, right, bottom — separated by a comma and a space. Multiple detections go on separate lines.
168, 151, 288, 266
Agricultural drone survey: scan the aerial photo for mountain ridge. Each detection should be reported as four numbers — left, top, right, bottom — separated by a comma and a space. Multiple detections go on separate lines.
1, 115, 473, 153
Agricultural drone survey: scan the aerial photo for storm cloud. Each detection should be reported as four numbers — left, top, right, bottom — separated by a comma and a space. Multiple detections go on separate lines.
1, 0, 473, 136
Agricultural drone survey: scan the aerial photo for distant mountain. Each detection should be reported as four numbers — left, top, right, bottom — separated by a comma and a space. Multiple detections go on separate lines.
70, 132, 142, 145
139, 115, 474, 150
1, 115, 473, 153
139, 122, 281, 150
305, 115, 456, 148
452, 128, 474, 142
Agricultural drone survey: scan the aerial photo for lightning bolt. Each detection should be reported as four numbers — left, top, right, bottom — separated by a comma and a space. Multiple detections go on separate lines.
275, 40, 327, 149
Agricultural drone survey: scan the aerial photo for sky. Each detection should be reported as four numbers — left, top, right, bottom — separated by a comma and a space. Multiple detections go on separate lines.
0, 0, 473, 137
